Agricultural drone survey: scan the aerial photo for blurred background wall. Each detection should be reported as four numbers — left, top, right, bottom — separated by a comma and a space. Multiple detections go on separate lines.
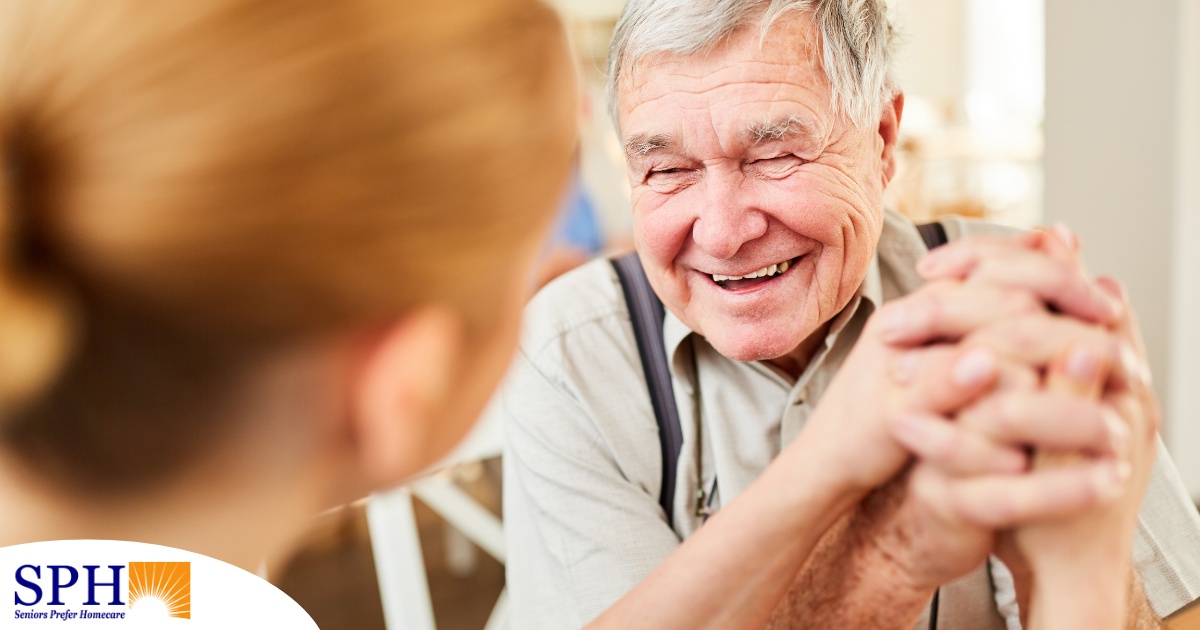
1170, 0, 1200, 497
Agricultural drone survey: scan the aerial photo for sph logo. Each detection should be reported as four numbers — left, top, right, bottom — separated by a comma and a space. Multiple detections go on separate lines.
13, 561, 190, 620
14, 565, 125, 607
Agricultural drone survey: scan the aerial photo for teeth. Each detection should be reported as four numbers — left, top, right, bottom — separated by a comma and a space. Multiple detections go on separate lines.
711, 259, 792, 283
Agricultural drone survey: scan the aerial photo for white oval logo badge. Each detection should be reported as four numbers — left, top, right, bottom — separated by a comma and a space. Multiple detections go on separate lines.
1, 540, 318, 628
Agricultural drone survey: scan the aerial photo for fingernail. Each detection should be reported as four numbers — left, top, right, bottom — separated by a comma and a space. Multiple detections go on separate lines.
1052, 222, 1075, 248
1105, 411, 1131, 453
953, 348, 996, 388
1096, 461, 1131, 502
1097, 276, 1128, 303
880, 305, 908, 342
1119, 342, 1153, 387
1065, 345, 1099, 381
1099, 290, 1125, 321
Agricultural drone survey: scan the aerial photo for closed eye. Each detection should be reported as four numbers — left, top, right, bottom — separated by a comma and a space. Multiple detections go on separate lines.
750, 155, 806, 177
643, 166, 697, 193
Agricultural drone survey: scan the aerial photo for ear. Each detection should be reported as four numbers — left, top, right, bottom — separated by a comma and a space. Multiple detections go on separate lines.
879, 91, 905, 187
351, 305, 464, 489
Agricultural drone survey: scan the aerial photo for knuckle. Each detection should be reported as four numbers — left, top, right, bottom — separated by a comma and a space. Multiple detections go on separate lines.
1139, 399, 1162, 439
926, 279, 958, 296
1146, 401, 1163, 435
1001, 288, 1041, 315
923, 294, 947, 331
1114, 396, 1157, 442
910, 468, 942, 506
926, 426, 958, 462
993, 360, 1036, 393
971, 491, 1015, 527
1005, 488, 1035, 523
1004, 315, 1044, 355
875, 299, 903, 322
991, 395, 1025, 436
919, 281, 961, 325
867, 305, 895, 334
1008, 364, 1039, 390
940, 482, 973, 519
1082, 401, 1113, 447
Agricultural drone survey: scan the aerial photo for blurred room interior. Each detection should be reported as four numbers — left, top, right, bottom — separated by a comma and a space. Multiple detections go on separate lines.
271, 1, 1200, 628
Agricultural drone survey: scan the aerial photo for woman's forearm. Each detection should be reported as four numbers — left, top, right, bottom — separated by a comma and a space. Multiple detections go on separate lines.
1028, 557, 1130, 630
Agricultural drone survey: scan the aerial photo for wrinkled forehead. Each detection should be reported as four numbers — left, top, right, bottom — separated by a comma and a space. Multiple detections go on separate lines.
616, 12, 834, 143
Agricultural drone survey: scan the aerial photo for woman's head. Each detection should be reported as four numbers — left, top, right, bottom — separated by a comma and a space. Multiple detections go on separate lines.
0, 0, 575, 497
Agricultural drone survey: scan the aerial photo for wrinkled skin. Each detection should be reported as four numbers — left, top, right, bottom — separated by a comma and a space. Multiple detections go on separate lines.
618, 16, 899, 375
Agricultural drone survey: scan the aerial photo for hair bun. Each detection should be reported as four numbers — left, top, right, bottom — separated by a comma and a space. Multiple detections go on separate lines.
0, 275, 73, 412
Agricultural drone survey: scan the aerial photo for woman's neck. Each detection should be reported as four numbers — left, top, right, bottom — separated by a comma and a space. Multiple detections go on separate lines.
0, 427, 332, 572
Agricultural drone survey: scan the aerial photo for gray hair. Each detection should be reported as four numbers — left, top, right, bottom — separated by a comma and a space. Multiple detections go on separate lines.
607, 0, 898, 130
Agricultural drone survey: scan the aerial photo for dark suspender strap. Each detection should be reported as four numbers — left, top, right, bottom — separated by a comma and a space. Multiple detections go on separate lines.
916, 221, 947, 630
611, 252, 684, 529
917, 221, 948, 250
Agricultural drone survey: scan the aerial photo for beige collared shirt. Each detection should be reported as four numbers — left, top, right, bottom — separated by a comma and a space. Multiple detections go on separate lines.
502, 210, 1200, 629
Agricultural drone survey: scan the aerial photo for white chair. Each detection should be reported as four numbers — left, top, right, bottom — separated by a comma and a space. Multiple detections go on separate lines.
367, 397, 508, 630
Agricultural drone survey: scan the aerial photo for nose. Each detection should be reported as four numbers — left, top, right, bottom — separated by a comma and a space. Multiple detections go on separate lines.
691, 172, 768, 260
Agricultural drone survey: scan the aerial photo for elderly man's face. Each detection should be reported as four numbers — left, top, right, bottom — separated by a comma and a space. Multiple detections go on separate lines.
618, 14, 902, 370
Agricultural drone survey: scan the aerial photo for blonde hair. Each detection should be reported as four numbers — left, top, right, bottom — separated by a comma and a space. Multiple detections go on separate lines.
0, 0, 575, 486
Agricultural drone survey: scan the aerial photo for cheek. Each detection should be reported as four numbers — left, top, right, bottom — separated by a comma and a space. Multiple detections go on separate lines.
632, 190, 695, 267
772, 168, 884, 244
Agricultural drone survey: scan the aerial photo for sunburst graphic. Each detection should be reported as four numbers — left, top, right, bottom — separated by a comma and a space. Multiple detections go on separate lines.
128, 562, 191, 619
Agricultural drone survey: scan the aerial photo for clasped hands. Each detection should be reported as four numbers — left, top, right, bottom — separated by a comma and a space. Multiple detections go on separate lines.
808, 227, 1159, 627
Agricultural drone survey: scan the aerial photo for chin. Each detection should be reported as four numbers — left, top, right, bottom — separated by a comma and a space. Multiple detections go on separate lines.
703, 324, 810, 364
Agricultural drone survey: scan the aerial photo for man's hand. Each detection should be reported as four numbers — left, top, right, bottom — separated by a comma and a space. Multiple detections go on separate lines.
770, 229, 1153, 628
871, 314, 1133, 592
841, 230, 1132, 592
771, 269, 1126, 627
797, 304, 1007, 498
796, 227, 1115, 496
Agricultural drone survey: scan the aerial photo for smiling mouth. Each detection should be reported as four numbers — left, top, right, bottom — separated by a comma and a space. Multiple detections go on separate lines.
710, 257, 797, 290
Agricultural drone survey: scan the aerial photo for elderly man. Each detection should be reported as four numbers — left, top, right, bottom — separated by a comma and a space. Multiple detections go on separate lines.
503, 1, 1200, 627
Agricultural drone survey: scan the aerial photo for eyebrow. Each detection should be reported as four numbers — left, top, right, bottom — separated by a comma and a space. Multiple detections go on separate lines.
622, 115, 820, 161
745, 115, 819, 145
623, 133, 677, 160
